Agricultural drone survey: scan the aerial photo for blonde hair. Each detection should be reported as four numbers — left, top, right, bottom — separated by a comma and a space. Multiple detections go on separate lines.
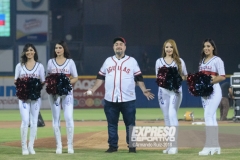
161, 39, 182, 75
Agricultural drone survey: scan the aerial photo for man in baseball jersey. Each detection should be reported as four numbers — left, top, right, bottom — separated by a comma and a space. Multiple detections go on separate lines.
85, 37, 154, 153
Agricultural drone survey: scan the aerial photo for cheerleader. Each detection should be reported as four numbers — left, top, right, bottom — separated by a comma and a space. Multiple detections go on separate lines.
155, 39, 187, 154
46, 40, 78, 154
198, 39, 225, 155
15, 43, 45, 155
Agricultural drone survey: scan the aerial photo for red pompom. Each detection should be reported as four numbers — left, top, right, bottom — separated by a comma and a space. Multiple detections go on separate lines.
187, 72, 213, 97
156, 66, 182, 92
45, 73, 58, 95
15, 77, 29, 101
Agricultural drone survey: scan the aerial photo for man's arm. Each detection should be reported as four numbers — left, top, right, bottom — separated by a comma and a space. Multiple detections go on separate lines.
135, 74, 154, 100
90, 79, 104, 93
84, 74, 104, 95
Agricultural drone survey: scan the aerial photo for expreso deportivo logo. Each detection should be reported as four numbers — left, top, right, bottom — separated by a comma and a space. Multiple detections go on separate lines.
131, 126, 176, 142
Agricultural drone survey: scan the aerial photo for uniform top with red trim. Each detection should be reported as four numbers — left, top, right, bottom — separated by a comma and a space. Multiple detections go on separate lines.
14, 62, 45, 82
99, 55, 141, 102
199, 56, 225, 77
47, 58, 78, 78
155, 57, 188, 77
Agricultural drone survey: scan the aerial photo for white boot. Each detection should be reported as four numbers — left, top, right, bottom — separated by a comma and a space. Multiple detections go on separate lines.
28, 127, 37, 154
199, 126, 221, 156
163, 147, 170, 154
21, 127, 29, 155
168, 147, 178, 154
54, 127, 62, 154
168, 126, 178, 154
66, 127, 74, 154
210, 126, 221, 155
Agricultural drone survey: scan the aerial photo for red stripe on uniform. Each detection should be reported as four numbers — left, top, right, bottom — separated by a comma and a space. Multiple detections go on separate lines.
200, 71, 218, 76
99, 71, 105, 75
111, 57, 117, 102
134, 71, 141, 75
120, 56, 131, 102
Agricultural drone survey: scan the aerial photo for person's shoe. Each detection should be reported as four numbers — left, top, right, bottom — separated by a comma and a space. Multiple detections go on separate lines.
68, 148, 74, 154
168, 147, 178, 154
199, 147, 212, 156
56, 147, 62, 154
105, 147, 117, 153
22, 148, 29, 155
28, 146, 36, 154
210, 147, 221, 155
163, 147, 170, 154
129, 147, 136, 153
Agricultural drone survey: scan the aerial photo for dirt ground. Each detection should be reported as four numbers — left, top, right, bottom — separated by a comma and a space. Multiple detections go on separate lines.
2, 120, 240, 150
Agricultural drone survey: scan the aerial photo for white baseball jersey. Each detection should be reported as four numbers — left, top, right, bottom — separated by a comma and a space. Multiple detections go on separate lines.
99, 55, 141, 102
199, 56, 225, 77
155, 58, 188, 76
47, 58, 78, 78
14, 62, 45, 82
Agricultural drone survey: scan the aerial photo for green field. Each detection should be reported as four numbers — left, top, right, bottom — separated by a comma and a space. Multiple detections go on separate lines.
0, 107, 235, 121
0, 108, 239, 160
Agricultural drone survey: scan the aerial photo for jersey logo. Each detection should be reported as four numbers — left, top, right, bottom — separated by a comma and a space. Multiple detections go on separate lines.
51, 68, 70, 74
107, 66, 131, 74
199, 66, 212, 71
107, 66, 116, 73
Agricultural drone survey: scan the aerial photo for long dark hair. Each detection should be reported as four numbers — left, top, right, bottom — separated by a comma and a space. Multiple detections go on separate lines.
53, 40, 70, 58
21, 43, 38, 64
200, 38, 218, 62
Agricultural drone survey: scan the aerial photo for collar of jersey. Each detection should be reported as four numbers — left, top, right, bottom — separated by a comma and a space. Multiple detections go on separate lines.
114, 55, 126, 60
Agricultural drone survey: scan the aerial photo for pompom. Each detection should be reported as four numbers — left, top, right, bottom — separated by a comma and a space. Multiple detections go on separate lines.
15, 77, 29, 101
15, 77, 42, 101
45, 73, 58, 95
27, 77, 42, 100
45, 73, 72, 96
156, 66, 183, 92
56, 73, 72, 96
187, 72, 213, 97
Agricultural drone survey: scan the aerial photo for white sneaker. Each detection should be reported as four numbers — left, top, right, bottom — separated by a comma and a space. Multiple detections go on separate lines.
168, 148, 178, 154
56, 148, 62, 154
68, 148, 74, 154
22, 148, 29, 155
28, 146, 36, 154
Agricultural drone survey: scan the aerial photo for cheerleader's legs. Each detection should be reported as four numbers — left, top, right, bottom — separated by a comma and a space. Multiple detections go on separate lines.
199, 84, 222, 155
202, 84, 222, 126
158, 87, 170, 126
158, 88, 181, 154
19, 100, 30, 155
62, 94, 74, 154
28, 99, 41, 154
158, 87, 182, 127
48, 95, 62, 154
19, 99, 40, 155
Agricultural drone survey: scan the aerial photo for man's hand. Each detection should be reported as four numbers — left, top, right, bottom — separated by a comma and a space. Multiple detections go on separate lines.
143, 89, 155, 100
84, 89, 94, 96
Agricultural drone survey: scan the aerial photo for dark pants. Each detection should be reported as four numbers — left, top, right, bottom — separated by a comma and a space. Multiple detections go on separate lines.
218, 97, 230, 120
104, 100, 136, 148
